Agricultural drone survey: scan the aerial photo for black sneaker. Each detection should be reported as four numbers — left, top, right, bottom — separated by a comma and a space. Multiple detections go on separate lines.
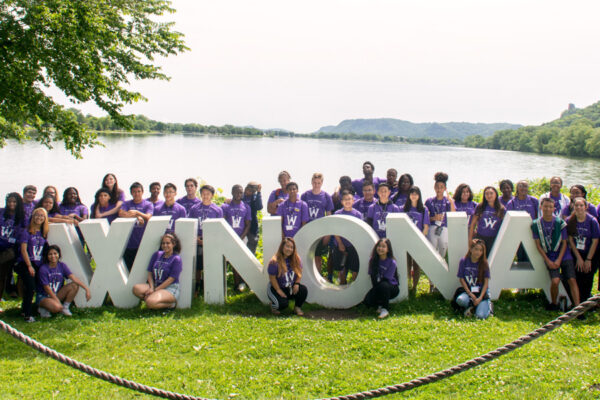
545, 303, 559, 311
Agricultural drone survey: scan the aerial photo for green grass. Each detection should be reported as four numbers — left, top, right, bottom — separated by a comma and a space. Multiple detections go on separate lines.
1, 277, 599, 400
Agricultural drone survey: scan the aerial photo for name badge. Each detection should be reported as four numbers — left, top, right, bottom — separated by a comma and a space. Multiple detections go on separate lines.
576, 236, 586, 250
8, 238, 16, 244
471, 286, 480, 293
286, 225, 294, 231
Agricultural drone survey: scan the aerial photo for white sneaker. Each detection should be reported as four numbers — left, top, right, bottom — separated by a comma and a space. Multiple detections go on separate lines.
61, 306, 73, 317
378, 308, 389, 319
376, 306, 382, 314
38, 307, 51, 318
464, 306, 474, 317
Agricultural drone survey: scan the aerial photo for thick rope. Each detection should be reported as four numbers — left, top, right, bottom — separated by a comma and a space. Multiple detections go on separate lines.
0, 294, 598, 400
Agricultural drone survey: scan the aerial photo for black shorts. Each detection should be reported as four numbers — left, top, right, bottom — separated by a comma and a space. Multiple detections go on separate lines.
315, 239, 329, 257
331, 246, 359, 272
547, 258, 575, 280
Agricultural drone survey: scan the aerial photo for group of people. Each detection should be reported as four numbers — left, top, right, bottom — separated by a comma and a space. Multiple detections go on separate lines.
0, 164, 597, 320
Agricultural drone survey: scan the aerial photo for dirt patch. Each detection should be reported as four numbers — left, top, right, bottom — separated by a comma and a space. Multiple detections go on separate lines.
303, 308, 361, 320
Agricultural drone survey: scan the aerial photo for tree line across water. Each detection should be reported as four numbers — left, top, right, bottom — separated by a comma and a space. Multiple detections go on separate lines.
67, 101, 600, 158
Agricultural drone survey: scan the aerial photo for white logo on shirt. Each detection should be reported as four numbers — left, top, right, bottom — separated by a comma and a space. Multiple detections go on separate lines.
286, 215, 298, 228
0, 226, 12, 238
377, 219, 386, 231
32, 245, 44, 260
483, 218, 498, 229
308, 207, 320, 219
232, 216, 242, 229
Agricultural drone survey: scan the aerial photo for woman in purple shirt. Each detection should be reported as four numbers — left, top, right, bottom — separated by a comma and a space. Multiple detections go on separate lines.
453, 183, 477, 221
99, 173, 125, 220
402, 186, 429, 292
453, 239, 491, 319
133, 233, 182, 310
469, 186, 505, 255
499, 179, 514, 208
364, 238, 399, 319
91, 188, 117, 223
0, 193, 25, 313
59, 187, 89, 223
267, 237, 307, 316
392, 173, 414, 209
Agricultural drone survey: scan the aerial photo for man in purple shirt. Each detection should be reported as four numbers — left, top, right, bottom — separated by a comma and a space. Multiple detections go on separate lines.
276, 182, 309, 238
351, 161, 383, 195
333, 191, 363, 284
353, 182, 376, 221
366, 183, 400, 238
189, 184, 224, 293
153, 183, 186, 233
119, 182, 154, 271
147, 182, 164, 208
22, 185, 37, 223
222, 185, 252, 291
176, 178, 201, 216
267, 171, 291, 216
532, 197, 580, 310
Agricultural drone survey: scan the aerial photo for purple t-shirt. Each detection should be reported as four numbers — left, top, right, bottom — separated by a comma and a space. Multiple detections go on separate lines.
153, 202, 187, 233
189, 202, 224, 237
351, 177, 383, 196
301, 190, 334, 221
176, 196, 201, 216
18, 229, 47, 267
389, 186, 399, 199
268, 258, 299, 289
457, 257, 490, 291
455, 201, 477, 217
267, 189, 288, 215
367, 202, 400, 238
425, 197, 451, 227
500, 196, 513, 208
403, 206, 430, 232
36, 261, 72, 295
146, 197, 164, 209
221, 201, 251, 237
369, 257, 398, 286
506, 195, 538, 220
147, 251, 182, 286
277, 199, 309, 238
23, 201, 36, 223
334, 208, 363, 247
353, 198, 375, 221
567, 214, 600, 254
394, 193, 408, 209
532, 218, 571, 261
0, 210, 23, 249
562, 203, 598, 219
121, 199, 154, 249
476, 205, 503, 237
59, 203, 89, 219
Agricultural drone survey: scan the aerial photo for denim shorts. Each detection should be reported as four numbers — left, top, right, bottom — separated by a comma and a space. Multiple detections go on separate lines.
164, 283, 180, 300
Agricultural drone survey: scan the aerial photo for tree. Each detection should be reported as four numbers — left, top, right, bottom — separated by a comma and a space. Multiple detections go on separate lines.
0, 0, 187, 157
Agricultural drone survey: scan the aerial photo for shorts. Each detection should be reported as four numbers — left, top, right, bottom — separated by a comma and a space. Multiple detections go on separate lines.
331, 245, 359, 272
315, 240, 329, 257
547, 258, 575, 280
163, 283, 180, 300
35, 292, 50, 304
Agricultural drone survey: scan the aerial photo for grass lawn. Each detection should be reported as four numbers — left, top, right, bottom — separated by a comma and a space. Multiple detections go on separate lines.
1, 277, 599, 400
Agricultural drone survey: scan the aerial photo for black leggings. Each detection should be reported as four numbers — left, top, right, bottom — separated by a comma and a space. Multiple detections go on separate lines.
16, 262, 37, 318
0, 248, 16, 301
364, 280, 399, 310
267, 284, 307, 311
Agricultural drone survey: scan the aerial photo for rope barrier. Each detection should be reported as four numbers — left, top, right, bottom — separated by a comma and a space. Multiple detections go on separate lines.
1, 294, 598, 400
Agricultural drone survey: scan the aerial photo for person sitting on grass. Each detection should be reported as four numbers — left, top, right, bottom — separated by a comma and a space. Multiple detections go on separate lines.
37, 245, 91, 318
532, 197, 580, 311
454, 239, 491, 319
267, 237, 307, 316
133, 233, 182, 310
364, 238, 399, 319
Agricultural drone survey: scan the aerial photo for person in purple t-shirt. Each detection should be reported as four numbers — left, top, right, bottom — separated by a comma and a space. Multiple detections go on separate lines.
402, 186, 430, 291
454, 239, 491, 319
189, 184, 224, 292
539, 176, 569, 219
222, 184, 252, 291
425, 173, 455, 270
332, 191, 363, 284
276, 182, 309, 239
386, 168, 398, 198
366, 183, 400, 238
364, 238, 399, 319
16, 207, 49, 322
177, 178, 201, 216
267, 237, 307, 316
351, 161, 382, 195
469, 186, 505, 255
133, 233, 182, 309
353, 181, 376, 220
532, 198, 580, 310
301, 173, 334, 274
36, 245, 91, 318
453, 183, 477, 222
392, 173, 413, 209
91, 188, 118, 224
566, 197, 599, 308
59, 187, 89, 223
153, 183, 187, 233
36, 195, 74, 224
99, 173, 125, 220
22, 185, 37, 223
499, 179, 514, 208
506, 180, 539, 263
332, 175, 356, 212
561, 184, 597, 219
267, 170, 291, 216
119, 182, 154, 271
147, 182, 164, 208
0, 192, 25, 312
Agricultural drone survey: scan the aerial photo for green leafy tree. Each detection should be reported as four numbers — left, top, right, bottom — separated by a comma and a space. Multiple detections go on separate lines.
0, 0, 187, 157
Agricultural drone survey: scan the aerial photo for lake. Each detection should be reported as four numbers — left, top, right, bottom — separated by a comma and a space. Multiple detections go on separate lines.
1, 134, 600, 205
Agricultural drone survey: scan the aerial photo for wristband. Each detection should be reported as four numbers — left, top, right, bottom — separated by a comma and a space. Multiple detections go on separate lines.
293, 282, 300, 286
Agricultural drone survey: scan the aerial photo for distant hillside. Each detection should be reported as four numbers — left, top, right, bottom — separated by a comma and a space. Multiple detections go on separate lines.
317, 118, 521, 139
464, 102, 600, 157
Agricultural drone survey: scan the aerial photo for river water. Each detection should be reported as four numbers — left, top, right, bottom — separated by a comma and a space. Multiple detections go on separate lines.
2, 134, 599, 205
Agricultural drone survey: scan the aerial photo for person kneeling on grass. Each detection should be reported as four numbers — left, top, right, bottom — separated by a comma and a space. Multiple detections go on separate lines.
37, 245, 91, 318
267, 237, 307, 316
364, 238, 399, 319
454, 239, 492, 319
133, 233, 182, 310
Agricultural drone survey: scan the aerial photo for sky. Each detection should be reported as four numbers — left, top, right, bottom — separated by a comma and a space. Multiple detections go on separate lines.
52, 0, 600, 133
